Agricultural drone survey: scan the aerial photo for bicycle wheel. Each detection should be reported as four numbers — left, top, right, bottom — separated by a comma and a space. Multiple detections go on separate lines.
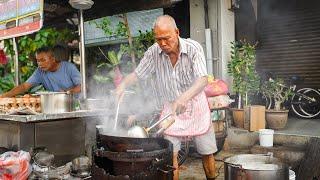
291, 88, 320, 118
178, 140, 189, 166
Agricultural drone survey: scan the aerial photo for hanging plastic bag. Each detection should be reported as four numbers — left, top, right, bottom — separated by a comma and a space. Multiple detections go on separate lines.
204, 76, 229, 97
0, 151, 31, 180
207, 95, 232, 109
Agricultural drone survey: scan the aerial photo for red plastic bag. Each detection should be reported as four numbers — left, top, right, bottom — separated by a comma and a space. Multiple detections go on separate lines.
204, 77, 228, 97
0, 49, 8, 65
0, 151, 31, 180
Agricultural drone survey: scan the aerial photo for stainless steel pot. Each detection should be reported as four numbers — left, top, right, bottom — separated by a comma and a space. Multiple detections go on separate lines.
36, 92, 73, 114
224, 154, 289, 180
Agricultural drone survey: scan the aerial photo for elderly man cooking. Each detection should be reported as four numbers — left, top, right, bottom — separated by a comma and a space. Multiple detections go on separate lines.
0, 45, 81, 98
116, 15, 217, 179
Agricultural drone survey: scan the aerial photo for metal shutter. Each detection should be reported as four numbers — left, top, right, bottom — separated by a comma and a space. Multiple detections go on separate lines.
256, 2, 320, 89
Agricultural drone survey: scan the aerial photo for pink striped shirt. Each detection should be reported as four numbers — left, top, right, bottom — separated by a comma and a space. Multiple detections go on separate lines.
135, 38, 211, 136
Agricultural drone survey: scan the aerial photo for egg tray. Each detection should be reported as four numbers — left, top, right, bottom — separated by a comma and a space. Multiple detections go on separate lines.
0, 95, 41, 113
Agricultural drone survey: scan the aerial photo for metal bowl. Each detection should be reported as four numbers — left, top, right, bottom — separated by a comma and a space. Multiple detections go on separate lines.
34, 151, 55, 167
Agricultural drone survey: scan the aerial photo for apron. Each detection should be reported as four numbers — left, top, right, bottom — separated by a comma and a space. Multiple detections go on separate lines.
160, 91, 211, 137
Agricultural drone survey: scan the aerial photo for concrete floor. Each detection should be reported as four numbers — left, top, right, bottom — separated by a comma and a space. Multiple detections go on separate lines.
275, 117, 320, 137
179, 151, 239, 180
179, 117, 320, 180
178, 117, 320, 179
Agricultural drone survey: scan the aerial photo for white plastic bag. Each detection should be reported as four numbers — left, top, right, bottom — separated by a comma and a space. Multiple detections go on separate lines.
0, 151, 31, 180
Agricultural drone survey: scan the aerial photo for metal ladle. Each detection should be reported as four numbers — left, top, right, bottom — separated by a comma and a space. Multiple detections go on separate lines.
113, 96, 121, 130
127, 113, 172, 138
112, 90, 135, 130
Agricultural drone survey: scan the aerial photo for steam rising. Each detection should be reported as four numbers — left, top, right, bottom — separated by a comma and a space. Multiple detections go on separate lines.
89, 77, 160, 137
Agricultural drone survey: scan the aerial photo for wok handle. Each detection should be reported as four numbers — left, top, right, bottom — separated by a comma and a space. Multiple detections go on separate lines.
146, 113, 172, 132
157, 165, 176, 174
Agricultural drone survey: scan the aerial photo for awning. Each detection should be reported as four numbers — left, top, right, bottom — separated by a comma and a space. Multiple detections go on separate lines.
44, 0, 181, 28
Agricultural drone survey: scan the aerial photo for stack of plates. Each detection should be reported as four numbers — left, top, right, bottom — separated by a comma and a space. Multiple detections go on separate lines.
69, 0, 94, 10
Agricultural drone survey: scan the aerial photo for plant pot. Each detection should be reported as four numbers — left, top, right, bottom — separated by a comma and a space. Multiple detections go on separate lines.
231, 108, 244, 128
266, 109, 289, 130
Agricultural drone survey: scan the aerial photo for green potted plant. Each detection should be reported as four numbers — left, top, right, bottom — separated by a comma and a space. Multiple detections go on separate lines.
260, 78, 293, 129
227, 40, 260, 128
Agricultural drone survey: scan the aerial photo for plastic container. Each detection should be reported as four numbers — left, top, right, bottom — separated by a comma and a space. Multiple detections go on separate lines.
289, 169, 296, 180
259, 129, 274, 147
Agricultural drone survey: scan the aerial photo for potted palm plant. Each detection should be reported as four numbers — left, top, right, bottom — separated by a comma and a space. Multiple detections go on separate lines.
261, 78, 293, 129
227, 40, 260, 128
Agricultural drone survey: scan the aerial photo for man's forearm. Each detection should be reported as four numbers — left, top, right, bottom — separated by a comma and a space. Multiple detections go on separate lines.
118, 72, 138, 90
177, 76, 208, 102
66, 85, 81, 94
0, 83, 32, 98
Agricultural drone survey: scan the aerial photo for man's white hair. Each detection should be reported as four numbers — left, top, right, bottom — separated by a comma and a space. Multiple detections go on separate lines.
153, 15, 177, 29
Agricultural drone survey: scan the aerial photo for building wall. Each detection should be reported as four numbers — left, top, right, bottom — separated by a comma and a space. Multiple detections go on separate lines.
235, 0, 257, 43
219, 0, 235, 82
189, 0, 235, 84
189, 0, 206, 46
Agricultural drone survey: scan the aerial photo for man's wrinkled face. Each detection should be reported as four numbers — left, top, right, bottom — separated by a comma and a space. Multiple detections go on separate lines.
36, 52, 56, 71
154, 27, 179, 54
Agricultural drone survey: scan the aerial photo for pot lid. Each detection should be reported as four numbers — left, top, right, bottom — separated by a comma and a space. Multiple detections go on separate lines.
224, 154, 287, 170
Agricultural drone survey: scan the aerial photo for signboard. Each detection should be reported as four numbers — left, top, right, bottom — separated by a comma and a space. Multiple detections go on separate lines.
0, 0, 43, 40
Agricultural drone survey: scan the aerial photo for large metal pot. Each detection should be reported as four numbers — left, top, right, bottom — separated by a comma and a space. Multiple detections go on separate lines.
224, 154, 289, 180
37, 92, 73, 114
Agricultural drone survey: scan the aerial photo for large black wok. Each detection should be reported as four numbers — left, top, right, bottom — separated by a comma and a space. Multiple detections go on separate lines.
98, 130, 170, 152
96, 111, 167, 152
95, 129, 174, 180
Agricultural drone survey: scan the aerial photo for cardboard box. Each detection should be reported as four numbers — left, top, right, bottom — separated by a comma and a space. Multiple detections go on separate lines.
244, 105, 266, 131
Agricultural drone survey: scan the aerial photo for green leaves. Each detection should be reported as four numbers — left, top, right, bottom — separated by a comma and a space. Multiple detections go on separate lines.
133, 30, 155, 59
93, 74, 110, 83
115, 21, 128, 37
90, 15, 155, 86
0, 73, 14, 93
107, 50, 120, 66
228, 40, 260, 107
261, 78, 293, 110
